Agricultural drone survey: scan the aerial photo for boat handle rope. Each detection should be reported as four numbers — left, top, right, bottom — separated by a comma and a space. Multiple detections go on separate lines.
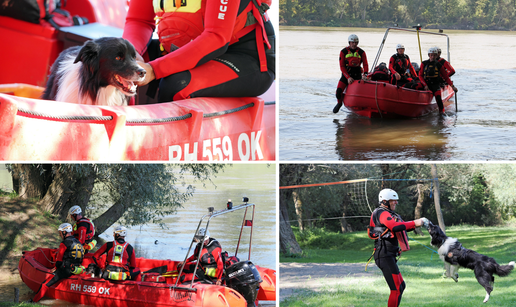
203, 102, 254, 118
36, 248, 56, 264
374, 82, 383, 119
17, 107, 112, 122
15, 101, 274, 123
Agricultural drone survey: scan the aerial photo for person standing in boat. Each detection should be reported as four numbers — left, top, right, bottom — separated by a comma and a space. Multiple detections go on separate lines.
333, 34, 369, 113
92, 225, 140, 281
419, 47, 458, 114
122, 0, 275, 103
389, 44, 418, 87
435, 47, 456, 85
31, 223, 85, 302
178, 228, 224, 285
69, 205, 97, 252
368, 189, 429, 307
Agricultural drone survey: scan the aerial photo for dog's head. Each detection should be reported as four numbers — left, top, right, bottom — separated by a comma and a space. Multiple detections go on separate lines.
86, 263, 102, 278
427, 221, 447, 247
74, 37, 146, 97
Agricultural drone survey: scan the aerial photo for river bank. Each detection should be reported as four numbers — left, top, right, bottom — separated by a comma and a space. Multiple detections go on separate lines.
279, 21, 515, 31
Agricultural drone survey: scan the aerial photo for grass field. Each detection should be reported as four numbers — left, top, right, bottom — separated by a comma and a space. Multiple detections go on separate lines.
280, 225, 516, 306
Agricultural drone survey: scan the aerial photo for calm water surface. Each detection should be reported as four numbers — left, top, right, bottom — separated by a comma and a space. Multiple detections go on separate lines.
279, 26, 516, 160
0, 164, 276, 305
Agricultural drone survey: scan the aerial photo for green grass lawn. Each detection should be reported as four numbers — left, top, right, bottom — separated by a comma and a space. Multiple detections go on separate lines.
281, 225, 516, 306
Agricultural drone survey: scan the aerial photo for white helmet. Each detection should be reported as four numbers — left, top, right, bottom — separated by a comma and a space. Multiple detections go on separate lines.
69, 205, 82, 215
378, 189, 399, 203
348, 34, 359, 43
58, 223, 73, 233
435, 46, 442, 54
396, 43, 405, 50
114, 225, 127, 237
428, 47, 438, 55
194, 228, 210, 243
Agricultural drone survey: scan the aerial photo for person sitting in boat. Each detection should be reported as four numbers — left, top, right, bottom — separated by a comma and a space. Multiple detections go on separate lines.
389, 44, 418, 87
435, 47, 456, 85
69, 205, 96, 252
333, 34, 369, 113
178, 228, 224, 285
370, 62, 390, 82
92, 225, 140, 281
122, 0, 275, 103
419, 47, 458, 114
31, 223, 85, 302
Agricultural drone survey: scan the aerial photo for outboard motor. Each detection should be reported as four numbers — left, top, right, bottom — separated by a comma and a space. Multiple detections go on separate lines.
225, 261, 262, 307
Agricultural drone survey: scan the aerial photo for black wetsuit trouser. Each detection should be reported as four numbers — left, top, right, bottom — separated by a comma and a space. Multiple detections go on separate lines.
427, 81, 444, 111
375, 254, 405, 307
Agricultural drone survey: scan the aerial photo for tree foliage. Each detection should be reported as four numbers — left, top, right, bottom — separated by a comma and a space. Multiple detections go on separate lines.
8, 164, 226, 236
280, 0, 516, 30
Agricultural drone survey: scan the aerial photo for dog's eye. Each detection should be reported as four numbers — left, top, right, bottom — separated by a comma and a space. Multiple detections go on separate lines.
116, 56, 122, 61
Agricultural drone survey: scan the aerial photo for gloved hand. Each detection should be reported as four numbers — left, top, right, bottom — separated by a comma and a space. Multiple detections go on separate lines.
420, 217, 430, 229
452, 85, 458, 92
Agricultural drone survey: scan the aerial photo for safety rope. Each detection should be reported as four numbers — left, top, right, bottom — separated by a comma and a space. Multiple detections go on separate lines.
126, 113, 192, 124
203, 102, 254, 118
407, 236, 438, 260
36, 248, 56, 264
374, 82, 383, 118
17, 107, 112, 122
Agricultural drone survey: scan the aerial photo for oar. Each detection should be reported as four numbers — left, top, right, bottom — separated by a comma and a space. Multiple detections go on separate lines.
413, 24, 423, 63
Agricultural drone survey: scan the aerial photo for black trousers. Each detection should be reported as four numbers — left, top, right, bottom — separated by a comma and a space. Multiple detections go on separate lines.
375, 255, 406, 307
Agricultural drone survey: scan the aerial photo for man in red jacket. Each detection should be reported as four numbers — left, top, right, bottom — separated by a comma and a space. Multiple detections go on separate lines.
419, 47, 458, 114
69, 205, 96, 251
123, 0, 275, 103
93, 225, 139, 281
333, 34, 368, 113
178, 228, 224, 284
369, 189, 429, 307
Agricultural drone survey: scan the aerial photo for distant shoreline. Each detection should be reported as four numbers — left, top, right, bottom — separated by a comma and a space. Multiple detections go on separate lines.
279, 23, 516, 32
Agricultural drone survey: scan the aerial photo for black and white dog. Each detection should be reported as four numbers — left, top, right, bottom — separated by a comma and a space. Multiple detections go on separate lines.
42, 37, 146, 106
427, 222, 514, 303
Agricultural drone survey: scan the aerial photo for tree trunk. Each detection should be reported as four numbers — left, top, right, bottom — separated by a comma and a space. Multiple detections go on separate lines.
293, 191, 304, 232
93, 197, 131, 236
280, 194, 302, 255
38, 167, 76, 215
431, 164, 446, 233
61, 173, 96, 220
414, 183, 424, 235
12, 164, 52, 199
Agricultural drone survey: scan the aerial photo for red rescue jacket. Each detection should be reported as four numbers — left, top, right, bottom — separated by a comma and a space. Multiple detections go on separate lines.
73, 217, 95, 245
339, 46, 368, 80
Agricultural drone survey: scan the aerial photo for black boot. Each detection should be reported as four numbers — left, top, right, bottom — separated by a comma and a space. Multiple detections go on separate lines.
333, 101, 343, 113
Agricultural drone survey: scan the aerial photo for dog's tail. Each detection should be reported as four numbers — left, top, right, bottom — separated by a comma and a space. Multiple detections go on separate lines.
495, 261, 515, 277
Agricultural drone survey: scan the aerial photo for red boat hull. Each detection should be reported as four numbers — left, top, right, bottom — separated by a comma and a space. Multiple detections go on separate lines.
19, 248, 276, 307
343, 80, 455, 118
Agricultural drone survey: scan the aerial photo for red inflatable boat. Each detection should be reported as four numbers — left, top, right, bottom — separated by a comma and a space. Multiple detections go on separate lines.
19, 202, 276, 307
342, 27, 456, 118
343, 80, 455, 118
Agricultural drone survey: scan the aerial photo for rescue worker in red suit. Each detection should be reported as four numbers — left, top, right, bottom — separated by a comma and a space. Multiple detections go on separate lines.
123, 0, 275, 103
369, 189, 429, 307
93, 225, 140, 281
419, 47, 458, 114
69, 205, 96, 251
435, 47, 455, 84
31, 223, 85, 302
389, 44, 418, 87
333, 34, 368, 113
178, 228, 224, 285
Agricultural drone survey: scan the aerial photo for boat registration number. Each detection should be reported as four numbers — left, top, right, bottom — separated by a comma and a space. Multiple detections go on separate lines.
70, 283, 110, 295
169, 132, 264, 161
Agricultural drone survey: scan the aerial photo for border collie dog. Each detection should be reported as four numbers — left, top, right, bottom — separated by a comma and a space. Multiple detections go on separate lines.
42, 37, 146, 106
427, 222, 514, 303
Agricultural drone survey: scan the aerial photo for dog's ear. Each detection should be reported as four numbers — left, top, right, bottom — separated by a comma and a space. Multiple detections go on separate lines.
75, 40, 100, 74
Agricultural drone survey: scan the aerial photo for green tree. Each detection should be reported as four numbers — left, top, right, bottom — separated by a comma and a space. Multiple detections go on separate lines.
8, 164, 226, 236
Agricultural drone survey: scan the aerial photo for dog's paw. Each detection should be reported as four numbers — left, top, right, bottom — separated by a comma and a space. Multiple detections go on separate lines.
452, 273, 459, 282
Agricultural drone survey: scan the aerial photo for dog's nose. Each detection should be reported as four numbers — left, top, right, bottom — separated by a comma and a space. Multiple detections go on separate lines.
137, 69, 146, 78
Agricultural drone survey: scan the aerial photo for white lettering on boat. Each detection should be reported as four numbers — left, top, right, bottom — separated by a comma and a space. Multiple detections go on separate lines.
70, 283, 110, 295
168, 132, 264, 161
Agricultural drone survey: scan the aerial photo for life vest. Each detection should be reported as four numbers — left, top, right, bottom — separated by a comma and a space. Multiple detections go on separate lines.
391, 53, 410, 75
193, 238, 222, 278
341, 47, 365, 79
73, 217, 96, 249
422, 60, 442, 81
62, 236, 84, 268
105, 240, 131, 280
368, 207, 410, 252
370, 63, 390, 81
153, 0, 272, 71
